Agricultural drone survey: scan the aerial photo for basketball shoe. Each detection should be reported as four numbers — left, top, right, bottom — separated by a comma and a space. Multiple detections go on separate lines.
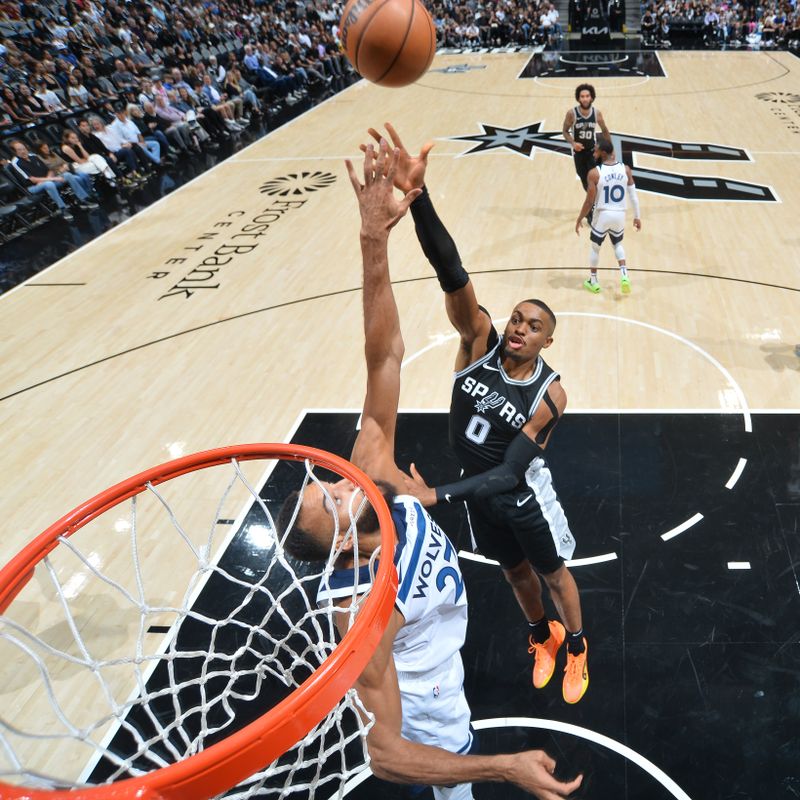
621, 276, 632, 294
528, 620, 566, 689
583, 279, 601, 294
563, 639, 589, 704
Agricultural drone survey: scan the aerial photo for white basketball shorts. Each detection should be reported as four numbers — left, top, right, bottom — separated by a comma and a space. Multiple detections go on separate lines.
397, 653, 474, 800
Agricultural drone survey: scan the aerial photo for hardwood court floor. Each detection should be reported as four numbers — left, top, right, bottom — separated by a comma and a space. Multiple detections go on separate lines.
0, 49, 798, 798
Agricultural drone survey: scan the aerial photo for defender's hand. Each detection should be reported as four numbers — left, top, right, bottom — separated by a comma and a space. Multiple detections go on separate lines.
509, 750, 583, 799
362, 121, 433, 194
402, 463, 437, 507
633, 218, 642, 231
575, 218, 583, 235
345, 140, 421, 236
573, 142, 584, 152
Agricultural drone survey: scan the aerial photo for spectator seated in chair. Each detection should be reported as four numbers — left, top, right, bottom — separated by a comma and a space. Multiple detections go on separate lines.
8, 137, 98, 221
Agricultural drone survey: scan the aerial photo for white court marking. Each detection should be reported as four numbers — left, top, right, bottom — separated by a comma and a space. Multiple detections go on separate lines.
661, 512, 705, 542
458, 547, 618, 569
727, 561, 752, 569
341, 717, 693, 800
725, 457, 748, 489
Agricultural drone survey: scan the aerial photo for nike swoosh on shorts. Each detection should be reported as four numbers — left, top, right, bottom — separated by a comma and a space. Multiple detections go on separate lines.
517, 494, 533, 507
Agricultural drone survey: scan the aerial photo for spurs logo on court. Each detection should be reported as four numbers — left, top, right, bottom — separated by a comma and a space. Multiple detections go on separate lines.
755, 93, 800, 136
755, 92, 800, 104
259, 171, 337, 196
450, 122, 778, 202
474, 392, 506, 414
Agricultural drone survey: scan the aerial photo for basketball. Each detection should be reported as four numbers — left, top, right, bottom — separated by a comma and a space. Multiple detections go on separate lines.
339, 0, 437, 88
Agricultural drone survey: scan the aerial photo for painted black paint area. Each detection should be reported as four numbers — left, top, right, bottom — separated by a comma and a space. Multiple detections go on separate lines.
519, 50, 666, 79
87, 412, 800, 799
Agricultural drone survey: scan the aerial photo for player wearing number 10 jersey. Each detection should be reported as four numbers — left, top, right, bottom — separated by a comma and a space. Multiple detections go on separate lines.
575, 136, 642, 295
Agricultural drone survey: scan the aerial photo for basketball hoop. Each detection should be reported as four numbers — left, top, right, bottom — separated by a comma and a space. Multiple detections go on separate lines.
0, 444, 397, 800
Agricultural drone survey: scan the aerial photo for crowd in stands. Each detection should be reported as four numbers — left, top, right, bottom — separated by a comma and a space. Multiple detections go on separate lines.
0, 0, 352, 230
1, 0, 798, 240
640, 0, 800, 46
431, 0, 565, 48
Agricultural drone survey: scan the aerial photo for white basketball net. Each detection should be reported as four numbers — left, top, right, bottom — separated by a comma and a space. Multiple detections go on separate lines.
0, 456, 386, 798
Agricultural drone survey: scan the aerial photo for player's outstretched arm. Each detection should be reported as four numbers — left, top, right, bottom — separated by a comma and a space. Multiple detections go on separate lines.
349, 610, 583, 798
364, 123, 493, 370
345, 141, 421, 486
626, 165, 641, 230
405, 382, 567, 506
575, 169, 599, 233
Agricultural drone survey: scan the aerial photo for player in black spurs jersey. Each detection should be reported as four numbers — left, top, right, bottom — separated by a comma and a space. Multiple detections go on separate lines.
562, 84, 610, 214
362, 123, 590, 706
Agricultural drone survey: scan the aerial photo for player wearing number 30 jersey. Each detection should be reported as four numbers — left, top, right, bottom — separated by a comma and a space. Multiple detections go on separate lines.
576, 136, 642, 295
562, 83, 610, 192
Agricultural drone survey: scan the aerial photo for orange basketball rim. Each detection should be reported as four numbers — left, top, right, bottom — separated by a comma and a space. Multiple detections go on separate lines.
0, 443, 398, 800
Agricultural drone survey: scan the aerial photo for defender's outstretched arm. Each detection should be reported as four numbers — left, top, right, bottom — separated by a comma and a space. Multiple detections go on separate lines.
365, 123, 494, 369
345, 141, 420, 486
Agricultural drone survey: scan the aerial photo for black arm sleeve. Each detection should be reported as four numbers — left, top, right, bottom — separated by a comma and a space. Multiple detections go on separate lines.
410, 184, 470, 293
435, 432, 543, 504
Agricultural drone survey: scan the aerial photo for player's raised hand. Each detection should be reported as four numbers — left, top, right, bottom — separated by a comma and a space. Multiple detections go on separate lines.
361, 122, 434, 194
346, 140, 421, 236
401, 463, 437, 507
509, 750, 583, 800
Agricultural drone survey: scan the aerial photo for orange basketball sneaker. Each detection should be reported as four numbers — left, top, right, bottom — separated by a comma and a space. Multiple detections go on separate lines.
563, 639, 589, 704
528, 620, 566, 689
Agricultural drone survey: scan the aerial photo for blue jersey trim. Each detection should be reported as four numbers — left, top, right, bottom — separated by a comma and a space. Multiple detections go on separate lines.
326, 563, 375, 591
397, 504, 427, 604
391, 502, 408, 565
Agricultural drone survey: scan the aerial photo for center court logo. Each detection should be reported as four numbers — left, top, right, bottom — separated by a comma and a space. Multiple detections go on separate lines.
259, 171, 337, 196
429, 64, 487, 74
755, 92, 800, 104
149, 171, 337, 299
754, 93, 800, 136
449, 122, 778, 202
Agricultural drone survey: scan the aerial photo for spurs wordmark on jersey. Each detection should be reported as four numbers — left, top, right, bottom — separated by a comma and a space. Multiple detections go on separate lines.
450, 335, 560, 476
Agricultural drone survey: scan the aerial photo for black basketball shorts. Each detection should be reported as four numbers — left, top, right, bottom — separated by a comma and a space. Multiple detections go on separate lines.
465, 462, 576, 575
573, 151, 598, 191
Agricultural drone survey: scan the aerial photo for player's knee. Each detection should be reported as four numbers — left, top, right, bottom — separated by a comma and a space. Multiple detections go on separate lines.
614, 242, 625, 261
502, 559, 535, 586
541, 562, 569, 590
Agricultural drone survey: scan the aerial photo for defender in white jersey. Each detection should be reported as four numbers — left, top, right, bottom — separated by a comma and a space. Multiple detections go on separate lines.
277, 141, 582, 800
575, 137, 641, 294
